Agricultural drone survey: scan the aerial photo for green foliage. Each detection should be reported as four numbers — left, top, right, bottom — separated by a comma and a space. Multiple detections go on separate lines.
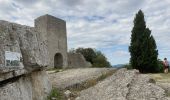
157, 59, 164, 73
92, 51, 111, 68
47, 88, 63, 100
69, 48, 111, 68
75, 48, 97, 64
129, 10, 158, 73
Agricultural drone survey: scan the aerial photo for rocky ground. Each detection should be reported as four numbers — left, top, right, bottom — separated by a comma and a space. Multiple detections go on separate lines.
76, 69, 168, 100
48, 68, 170, 100
48, 68, 116, 89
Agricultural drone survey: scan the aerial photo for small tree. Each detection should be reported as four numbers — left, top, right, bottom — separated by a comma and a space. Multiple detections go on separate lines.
129, 10, 158, 73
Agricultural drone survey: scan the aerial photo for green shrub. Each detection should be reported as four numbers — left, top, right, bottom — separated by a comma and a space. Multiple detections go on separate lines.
157, 59, 164, 73
47, 88, 63, 100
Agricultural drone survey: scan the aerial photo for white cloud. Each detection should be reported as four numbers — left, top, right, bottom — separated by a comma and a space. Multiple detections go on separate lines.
113, 51, 130, 57
0, 0, 169, 64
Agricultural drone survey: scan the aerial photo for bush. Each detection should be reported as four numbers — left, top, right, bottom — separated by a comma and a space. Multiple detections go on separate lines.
157, 59, 164, 73
47, 88, 64, 100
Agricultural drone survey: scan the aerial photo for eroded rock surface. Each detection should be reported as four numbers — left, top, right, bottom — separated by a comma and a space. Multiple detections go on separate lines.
0, 16, 51, 100
76, 69, 167, 100
0, 20, 49, 71
0, 70, 51, 100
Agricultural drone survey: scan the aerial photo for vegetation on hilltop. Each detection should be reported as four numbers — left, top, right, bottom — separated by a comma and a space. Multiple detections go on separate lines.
69, 48, 111, 68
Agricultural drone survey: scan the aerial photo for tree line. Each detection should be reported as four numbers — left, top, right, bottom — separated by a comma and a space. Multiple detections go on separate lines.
69, 48, 111, 68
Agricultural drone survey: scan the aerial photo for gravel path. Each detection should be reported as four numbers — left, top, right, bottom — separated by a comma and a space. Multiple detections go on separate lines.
48, 68, 116, 89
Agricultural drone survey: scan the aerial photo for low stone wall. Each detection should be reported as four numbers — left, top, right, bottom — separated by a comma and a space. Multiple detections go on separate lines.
68, 53, 91, 68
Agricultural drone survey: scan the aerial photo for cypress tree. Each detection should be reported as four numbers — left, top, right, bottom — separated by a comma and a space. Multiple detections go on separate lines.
129, 10, 158, 73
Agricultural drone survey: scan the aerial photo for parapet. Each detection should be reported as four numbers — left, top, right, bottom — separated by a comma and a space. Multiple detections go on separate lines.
34, 14, 66, 31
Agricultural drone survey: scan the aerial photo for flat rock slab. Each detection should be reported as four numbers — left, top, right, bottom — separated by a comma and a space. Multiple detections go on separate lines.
48, 68, 116, 89
76, 69, 168, 100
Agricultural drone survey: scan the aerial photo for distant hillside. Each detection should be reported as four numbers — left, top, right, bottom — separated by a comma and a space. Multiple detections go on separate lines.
112, 64, 125, 68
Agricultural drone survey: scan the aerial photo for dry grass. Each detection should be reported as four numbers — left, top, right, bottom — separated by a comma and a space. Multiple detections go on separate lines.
148, 73, 170, 97
148, 73, 170, 83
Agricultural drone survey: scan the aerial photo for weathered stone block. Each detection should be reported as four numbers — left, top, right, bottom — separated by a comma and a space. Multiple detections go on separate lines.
68, 53, 92, 68
0, 20, 49, 73
0, 15, 56, 100
0, 70, 51, 100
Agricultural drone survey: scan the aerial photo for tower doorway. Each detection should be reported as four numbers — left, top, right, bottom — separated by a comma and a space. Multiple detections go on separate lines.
54, 53, 63, 68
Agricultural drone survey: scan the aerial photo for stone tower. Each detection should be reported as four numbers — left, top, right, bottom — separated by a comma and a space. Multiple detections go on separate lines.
35, 14, 68, 68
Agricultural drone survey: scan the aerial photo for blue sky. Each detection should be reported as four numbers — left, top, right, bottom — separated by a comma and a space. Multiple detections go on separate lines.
0, 0, 170, 65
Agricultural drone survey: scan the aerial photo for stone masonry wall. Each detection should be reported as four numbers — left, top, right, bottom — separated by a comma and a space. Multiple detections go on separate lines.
35, 14, 68, 68
68, 53, 92, 68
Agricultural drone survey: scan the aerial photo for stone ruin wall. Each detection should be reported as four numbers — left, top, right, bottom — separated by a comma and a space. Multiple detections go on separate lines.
68, 53, 92, 68
35, 15, 68, 68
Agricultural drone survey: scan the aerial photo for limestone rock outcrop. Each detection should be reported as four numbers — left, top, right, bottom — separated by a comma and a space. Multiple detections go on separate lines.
0, 71, 51, 100
76, 69, 167, 100
68, 53, 92, 68
0, 18, 51, 100
0, 20, 49, 71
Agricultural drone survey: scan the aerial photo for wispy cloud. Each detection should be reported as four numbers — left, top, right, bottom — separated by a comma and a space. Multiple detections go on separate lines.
0, 0, 169, 64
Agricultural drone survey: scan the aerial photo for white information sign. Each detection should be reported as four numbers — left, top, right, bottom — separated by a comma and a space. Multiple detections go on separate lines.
5, 51, 22, 67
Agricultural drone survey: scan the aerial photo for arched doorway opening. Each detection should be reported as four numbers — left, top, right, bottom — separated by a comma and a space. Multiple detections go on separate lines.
54, 53, 63, 68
